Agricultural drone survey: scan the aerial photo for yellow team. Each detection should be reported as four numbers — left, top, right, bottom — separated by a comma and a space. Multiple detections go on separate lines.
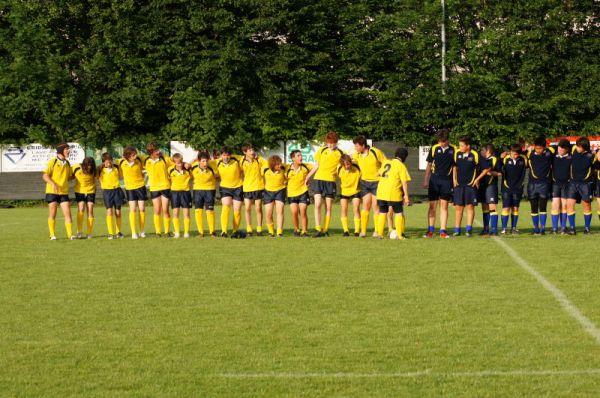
43, 133, 412, 240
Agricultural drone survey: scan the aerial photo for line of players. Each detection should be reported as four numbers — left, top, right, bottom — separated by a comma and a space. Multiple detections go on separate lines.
423, 129, 600, 237
42, 132, 412, 240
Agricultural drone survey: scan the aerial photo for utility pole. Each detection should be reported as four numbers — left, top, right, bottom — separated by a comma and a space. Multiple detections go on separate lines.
441, 0, 447, 94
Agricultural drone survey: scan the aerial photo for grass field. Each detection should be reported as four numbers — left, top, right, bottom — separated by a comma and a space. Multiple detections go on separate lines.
1, 203, 600, 396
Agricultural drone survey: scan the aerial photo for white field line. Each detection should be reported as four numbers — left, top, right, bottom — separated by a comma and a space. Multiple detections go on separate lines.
213, 369, 600, 379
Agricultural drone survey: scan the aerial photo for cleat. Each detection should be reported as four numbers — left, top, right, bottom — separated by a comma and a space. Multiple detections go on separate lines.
440, 231, 450, 239
87, 234, 93, 239
479, 230, 489, 236
269, 233, 275, 238
49, 236, 57, 241
300, 232, 308, 237
139, 232, 146, 238
76, 233, 83, 239
452, 232, 461, 237
116, 232, 124, 239
359, 232, 367, 238
551, 229, 558, 235
511, 229, 519, 235
568, 228, 576, 236
583, 228, 590, 235
132, 233, 139, 239
230, 231, 240, 239
277, 234, 283, 238
173, 233, 180, 239
197, 233, 205, 238
210, 232, 217, 238
540, 230, 546, 236
256, 231, 263, 237
69, 235, 77, 240
293, 231, 301, 237
247, 231, 253, 237
183, 233, 190, 238
490, 231, 499, 236
155, 233, 162, 238
313, 231, 326, 238
501, 229, 507, 235
354, 232, 360, 237
343, 231, 350, 237
423, 231, 434, 238
107, 235, 114, 240
465, 231, 472, 237
221, 232, 228, 238
372, 231, 379, 238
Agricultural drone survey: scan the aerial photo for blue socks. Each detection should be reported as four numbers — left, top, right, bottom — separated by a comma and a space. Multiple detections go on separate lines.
490, 212, 498, 233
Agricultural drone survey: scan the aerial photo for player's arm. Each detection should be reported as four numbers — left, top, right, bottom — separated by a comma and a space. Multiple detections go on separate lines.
452, 166, 458, 188
473, 167, 490, 187
304, 162, 319, 185
402, 179, 410, 206
42, 171, 59, 194
423, 162, 432, 189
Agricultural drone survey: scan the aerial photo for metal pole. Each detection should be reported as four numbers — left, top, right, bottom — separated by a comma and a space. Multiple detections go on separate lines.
441, 0, 447, 94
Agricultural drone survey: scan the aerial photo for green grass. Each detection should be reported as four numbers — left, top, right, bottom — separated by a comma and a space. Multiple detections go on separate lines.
1, 203, 600, 396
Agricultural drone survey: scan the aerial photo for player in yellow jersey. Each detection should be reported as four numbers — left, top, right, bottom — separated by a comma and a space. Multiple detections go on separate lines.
72, 157, 97, 239
337, 154, 362, 236
42, 143, 74, 240
375, 148, 412, 240
217, 146, 244, 238
241, 143, 267, 235
144, 143, 174, 237
119, 146, 147, 239
98, 153, 125, 239
191, 151, 218, 237
305, 131, 344, 237
168, 153, 192, 238
263, 155, 287, 237
352, 136, 387, 237
286, 150, 312, 236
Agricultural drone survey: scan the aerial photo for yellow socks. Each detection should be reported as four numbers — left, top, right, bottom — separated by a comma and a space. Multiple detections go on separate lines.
353, 217, 360, 234
221, 205, 231, 233
65, 222, 73, 239
106, 215, 114, 235
48, 218, 56, 238
207, 210, 216, 234
163, 216, 170, 234
153, 214, 162, 234
87, 218, 94, 235
267, 223, 275, 235
394, 214, 405, 240
315, 225, 322, 232
256, 226, 263, 233
195, 209, 204, 234
324, 215, 331, 232
246, 224, 253, 234
115, 214, 122, 233
184, 218, 190, 235
77, 211, 84, 234
233, 211, 241, 232
360, 210, 369, 234
173, 218, 180, 235
376, 214, 386, 237
139, 212, 145, 231
341, 217, 349, 232
129, 212, 137, 235
276, 227, 283, 235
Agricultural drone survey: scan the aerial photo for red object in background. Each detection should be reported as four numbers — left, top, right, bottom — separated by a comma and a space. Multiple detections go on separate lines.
547, 136, 600, 151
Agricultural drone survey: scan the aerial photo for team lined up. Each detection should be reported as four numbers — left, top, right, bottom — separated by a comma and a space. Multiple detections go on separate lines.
423, 129, 600, 237
42, 132, 411, 240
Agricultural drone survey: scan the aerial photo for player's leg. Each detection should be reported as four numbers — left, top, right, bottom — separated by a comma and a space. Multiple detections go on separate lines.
172, 206, 181, 238
299, 203, 309, 235
128, 200, 138, 238
582, 199, 592, 233
244, 197, 254, 234
86, 200, 94, 238
352, 197, 361, 236
182, 206, 191, 237
313, 193, 323, 234
489, 203, 498, 235
255, 198, 264, 235
439, 199, 449, 237
538, 194, 548, 234
465, 204, 475, 236
47, 200, 58, 239
551, 195, 560, 233
340, 198, 349, 235
480, 203, 490, 234
232, 199, 243, 234
265, 200, 275, 236
290, 202, 300, 234
106, 206, 115, 238
360, 191, 372, 237
220, 195, 232, 236
59, 199, 73, 239
323, 192, 334, 234
161, 193, 171, 235
151, 195, 162, 236
137, 199, 146, 236
76, 200, 85, 238
530, 195, 540, 234
194, 191, 204, 236
511, 204, 520, 233
275, 200, 285, 236
427, 200, 437, 236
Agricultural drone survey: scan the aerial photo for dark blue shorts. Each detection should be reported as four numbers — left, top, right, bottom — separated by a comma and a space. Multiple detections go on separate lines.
428, 176, 453, 201
477, 184, 498, 205
313, 180, 336, 198
453, 185, 477, 206
75, 193, 96, 203
377, 200, 403, 214
340, 192, 361, 200
243, 190, 264, 201
171, 190, 192, 208
288, 191, 310, 205
102, 189, 125, 209
45, 194, 69, 203
567, 181, 593, 202
150, 189, 171, 200
126, 186, 147, 201
264, 189, 286, 204
220, 186, 243, 201
194, 190, 216, 210
596, 181, 600, 198
502, 190, 522, 208
359, 180, 378, 196
527, 181, 551, 200
552, 182, 569, 199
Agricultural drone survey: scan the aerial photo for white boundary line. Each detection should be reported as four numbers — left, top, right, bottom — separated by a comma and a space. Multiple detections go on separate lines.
491, 235, 600, 345
213, 369, 600, 379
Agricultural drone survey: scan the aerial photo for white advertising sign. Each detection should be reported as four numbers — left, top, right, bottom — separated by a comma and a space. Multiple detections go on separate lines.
1, 143, 85, 172
284, 139, 370, 164
418, 146, 431, 170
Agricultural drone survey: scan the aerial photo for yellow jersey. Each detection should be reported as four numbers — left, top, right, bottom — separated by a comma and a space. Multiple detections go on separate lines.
98, 165, 121, 190
216, 155, 243, 189
118, 156, 146, 190
144, 155, 173, 191
241, 156, 267, 192
168, 165, 191, 191
314, 146, 344, 182
352, 147, 386, 182
376, 159, 411, 202
263, 167, 287, 192
337, 164, 361, 197
286, 163, 312, 197
191, 160, 218, 190
44, 157, 72, 195
72, 164, 97, 194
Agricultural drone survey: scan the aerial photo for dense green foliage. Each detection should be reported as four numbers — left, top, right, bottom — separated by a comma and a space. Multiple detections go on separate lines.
1, 1, 599, 148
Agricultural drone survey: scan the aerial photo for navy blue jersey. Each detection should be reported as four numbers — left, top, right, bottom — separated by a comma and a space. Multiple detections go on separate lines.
454, 150, 479, 186
552, 153, 572, 183
479, 155, 500, 186
570, 148, 595, 182
426, 144, 456, 177
502, 155, 527, 190
526, 147, 554, 183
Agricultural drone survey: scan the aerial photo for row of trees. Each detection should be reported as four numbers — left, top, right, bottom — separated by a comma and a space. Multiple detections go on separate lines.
0, 0, 598, 149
